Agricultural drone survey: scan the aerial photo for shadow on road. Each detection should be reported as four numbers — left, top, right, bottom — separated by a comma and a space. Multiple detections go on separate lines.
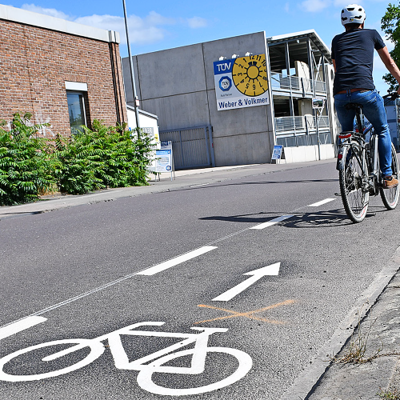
200, 206, 386, 228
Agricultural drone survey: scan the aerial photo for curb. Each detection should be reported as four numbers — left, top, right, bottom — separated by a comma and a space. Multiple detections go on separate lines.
281, 245, 400, 400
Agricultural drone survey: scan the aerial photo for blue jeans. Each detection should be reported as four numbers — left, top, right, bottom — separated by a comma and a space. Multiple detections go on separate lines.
334, 89, 392, 176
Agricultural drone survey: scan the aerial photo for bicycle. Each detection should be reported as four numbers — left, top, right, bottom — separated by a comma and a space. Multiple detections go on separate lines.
0, 318, 252, 396
336, 95, 400, 223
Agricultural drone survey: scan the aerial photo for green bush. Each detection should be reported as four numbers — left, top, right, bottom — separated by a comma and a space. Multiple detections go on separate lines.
54, 120, 153, 194
0, 115, 153, 203
0, 113, 56, 205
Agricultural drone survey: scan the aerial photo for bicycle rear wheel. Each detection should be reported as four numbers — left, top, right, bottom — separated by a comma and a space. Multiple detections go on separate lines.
0, 339, 104, 382
380, 142, 399, 210
339, 146, 369, 223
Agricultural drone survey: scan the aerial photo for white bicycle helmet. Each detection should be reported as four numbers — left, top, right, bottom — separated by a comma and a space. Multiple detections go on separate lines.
341, 4, 366, 26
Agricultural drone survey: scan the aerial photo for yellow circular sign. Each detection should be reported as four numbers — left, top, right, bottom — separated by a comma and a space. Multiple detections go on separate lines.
232, 54, 268, 97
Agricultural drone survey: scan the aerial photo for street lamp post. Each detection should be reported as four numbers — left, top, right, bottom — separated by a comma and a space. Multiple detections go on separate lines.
122, 0, 140, 129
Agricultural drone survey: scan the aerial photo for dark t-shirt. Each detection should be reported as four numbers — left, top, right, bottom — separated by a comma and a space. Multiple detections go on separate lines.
331, 28, 386, 95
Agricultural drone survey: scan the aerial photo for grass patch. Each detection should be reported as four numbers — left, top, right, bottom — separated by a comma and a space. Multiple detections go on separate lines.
378, 388, 400, 400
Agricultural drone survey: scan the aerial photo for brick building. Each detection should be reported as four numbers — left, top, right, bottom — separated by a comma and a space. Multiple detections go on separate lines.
0, 4, 127, 137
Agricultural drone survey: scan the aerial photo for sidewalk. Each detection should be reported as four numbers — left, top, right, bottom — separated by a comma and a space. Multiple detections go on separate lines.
2, 159, 400, 400
307, 248, 400, 400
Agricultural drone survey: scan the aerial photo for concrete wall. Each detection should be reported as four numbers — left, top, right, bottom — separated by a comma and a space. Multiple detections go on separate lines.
276, 144, 335, 164
123, 32, 275, 167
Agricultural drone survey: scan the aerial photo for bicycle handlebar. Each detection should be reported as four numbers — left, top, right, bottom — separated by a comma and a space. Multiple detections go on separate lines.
383, 92, 400, 101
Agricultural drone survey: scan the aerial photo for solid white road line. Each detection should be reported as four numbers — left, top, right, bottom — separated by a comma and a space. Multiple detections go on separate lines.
249, 215, 294, 230
309, 198, 336, 207
137, 246, 218, 276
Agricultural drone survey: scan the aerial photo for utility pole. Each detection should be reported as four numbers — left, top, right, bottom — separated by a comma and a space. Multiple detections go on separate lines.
122, 0, 140, 129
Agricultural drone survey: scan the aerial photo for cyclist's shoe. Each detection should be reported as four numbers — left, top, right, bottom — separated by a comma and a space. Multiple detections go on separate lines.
383, 175, 399, 189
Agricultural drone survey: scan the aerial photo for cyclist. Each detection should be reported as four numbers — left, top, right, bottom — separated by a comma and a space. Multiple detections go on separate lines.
331, 4, 400, 188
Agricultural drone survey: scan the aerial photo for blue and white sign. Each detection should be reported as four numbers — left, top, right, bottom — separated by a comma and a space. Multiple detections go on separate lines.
154, 141, 173, 173
214, 54, 269, 111
271, 145, 284, 160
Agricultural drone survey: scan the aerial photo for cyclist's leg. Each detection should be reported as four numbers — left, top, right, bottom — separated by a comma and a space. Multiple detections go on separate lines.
334, 92, 356, 133
356, 90, 392, 177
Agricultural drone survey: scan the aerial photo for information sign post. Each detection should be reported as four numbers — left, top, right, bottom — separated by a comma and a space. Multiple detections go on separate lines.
154, 141, 174, 181
271, 145, 285, 163
312, 98, 326, 161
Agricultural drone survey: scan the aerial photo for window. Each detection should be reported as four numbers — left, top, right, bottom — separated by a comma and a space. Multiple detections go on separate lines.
67, 92, 87, 134
65, 82, 89, 135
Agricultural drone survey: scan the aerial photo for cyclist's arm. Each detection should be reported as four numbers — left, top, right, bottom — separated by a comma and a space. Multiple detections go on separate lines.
332, 59, 336, 72
377, 46, 400, 94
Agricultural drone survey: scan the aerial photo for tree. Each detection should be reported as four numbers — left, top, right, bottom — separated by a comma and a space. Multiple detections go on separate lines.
381, 2, 400, 92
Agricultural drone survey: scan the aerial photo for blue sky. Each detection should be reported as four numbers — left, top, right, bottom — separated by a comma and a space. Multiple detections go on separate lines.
1, 0, 394, 93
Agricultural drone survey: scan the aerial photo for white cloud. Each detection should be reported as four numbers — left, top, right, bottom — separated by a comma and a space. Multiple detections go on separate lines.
20, 4, 206, 46
73, 14, 169, 45
187, 17, 208, 29
301, 0, 330, 12
21, 4, 72, 20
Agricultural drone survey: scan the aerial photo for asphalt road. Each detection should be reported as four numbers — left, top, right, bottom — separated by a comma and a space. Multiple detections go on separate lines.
1, 160, 400, 399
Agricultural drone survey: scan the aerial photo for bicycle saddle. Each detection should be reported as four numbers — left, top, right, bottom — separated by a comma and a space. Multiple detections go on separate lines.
345, 103, 363, 110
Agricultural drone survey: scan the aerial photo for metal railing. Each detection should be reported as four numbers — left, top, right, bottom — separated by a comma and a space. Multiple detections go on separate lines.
270, 72, 326, 94
275, 115, 330, 134
274, 115, 331, 147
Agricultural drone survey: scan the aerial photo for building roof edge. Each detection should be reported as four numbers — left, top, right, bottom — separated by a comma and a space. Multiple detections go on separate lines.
267, 29, 330, 57
0, 4, 120, 44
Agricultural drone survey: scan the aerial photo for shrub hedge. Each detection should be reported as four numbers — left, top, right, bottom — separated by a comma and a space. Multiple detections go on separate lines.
0, 114, 153, 205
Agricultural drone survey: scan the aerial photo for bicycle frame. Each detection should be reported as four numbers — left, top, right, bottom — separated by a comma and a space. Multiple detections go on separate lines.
336, 108, 378, 192
44, 321, 228, 374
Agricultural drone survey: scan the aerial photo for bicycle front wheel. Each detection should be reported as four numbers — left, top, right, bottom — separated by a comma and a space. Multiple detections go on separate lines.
380, 142, 399, 210
339, 146, 369, 223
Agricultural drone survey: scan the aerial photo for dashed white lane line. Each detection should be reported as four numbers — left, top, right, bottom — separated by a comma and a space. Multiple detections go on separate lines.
249, 215, 294, 230
0, 197, 336, 330
0, 316, 47, 340
137, 246, 218, 276
308, 198, 336, 207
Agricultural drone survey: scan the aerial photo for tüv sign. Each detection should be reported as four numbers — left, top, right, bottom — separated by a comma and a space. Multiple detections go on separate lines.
213, 54, 269, 111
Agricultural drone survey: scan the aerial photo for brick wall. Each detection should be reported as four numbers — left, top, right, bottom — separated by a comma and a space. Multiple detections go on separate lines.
0, 19, 127, 137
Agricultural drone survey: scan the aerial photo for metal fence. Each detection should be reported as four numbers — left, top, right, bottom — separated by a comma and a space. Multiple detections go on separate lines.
159, 125, 215, 170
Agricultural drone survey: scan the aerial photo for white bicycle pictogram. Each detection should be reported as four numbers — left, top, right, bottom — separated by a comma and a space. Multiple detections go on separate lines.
0, 318, 253, 396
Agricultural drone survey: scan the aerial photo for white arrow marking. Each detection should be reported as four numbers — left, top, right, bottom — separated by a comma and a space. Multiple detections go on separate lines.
212, 263, 281, 301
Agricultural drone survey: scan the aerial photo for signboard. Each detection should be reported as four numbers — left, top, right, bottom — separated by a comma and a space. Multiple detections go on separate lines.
154, 141, 173, 173
312, 98, 325, 110
271, 145, 285, 160
214, 54, 269, 111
